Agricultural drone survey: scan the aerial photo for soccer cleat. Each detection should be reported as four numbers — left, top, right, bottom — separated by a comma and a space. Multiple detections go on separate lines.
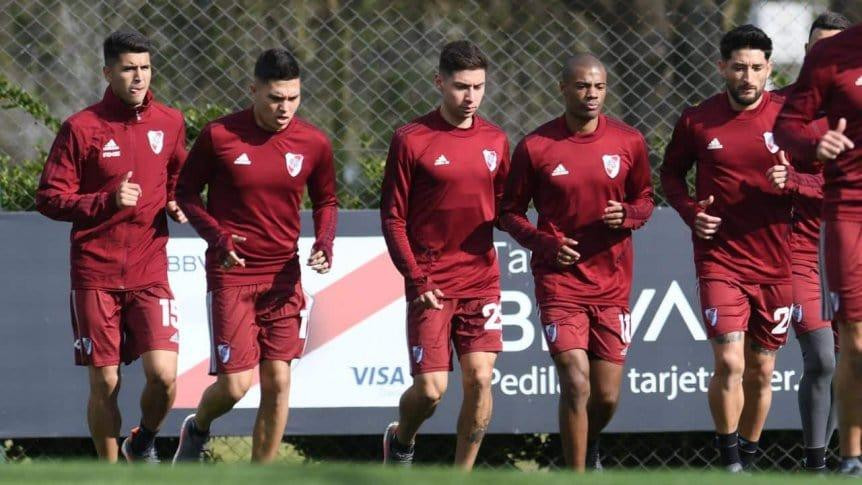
586, 440, 603, 471
121, 427, 159, 464
838, 457, 862, 477
383, 421, 414, 466
172, 414, 210, 464
724, 462, 744, 473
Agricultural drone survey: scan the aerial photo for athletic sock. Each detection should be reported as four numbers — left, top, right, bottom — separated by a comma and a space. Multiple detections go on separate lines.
804, 447, 826, 470
738, 437, 758, 468
715, 432, 741, 466
131, 422, 157, 454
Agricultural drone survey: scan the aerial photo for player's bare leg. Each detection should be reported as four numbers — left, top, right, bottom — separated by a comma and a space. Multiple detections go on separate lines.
252, 360, 291, 463
195, 369, 255, 431
140, 350, 178, 431
554, 348, 591, 472
395, 371, 448, 446
737, 337, 777, 467
123, 350, 177, 462
708, 332, 745, 470
836, 321, 862, 460
708, 332, 746, 432
586, 359, 623, 469
87, 365, 122, 461
454, 351, 496, 469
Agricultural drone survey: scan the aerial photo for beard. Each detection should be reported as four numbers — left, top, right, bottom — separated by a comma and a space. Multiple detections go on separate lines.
727, 84, 763, 107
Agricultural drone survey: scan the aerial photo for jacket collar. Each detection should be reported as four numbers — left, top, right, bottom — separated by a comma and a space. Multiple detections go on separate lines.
101, 86, 153, 122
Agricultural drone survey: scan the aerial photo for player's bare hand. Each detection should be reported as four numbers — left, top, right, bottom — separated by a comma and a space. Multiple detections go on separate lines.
694, 195, 721, 240
602, 200, 626, 229
766, 150, 790, 191
816, 117, 855, 161
556, 238, 580, 266
307, 250, 330, 274
166, 200, 187, 223
221, 234, 247, 270
115, 171, 142, 208
414, 288, 444, 310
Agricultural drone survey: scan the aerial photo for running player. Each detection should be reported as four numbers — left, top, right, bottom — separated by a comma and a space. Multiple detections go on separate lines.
660, 25, 792, 472
774, 19, 862, 477
380, 40, 509, 469
499, 53, 654, 472
172, 48, 337, 463
766, 12, 850, 471
35, 30, 187, 463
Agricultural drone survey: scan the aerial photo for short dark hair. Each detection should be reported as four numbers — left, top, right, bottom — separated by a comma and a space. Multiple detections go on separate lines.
254, 48, 300, 82
719, 24, 772, 60
809, 11, 851, 38
438, 40, 488, 76
103, 30, 152, 66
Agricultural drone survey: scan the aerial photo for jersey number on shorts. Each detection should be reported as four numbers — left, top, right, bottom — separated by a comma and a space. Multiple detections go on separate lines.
771, 306, 792, 335
618, 313, 633, 344
158, 299, 178, 328
482, 303, 503, 331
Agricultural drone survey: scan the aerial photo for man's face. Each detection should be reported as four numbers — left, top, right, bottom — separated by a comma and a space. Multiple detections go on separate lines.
719, 48, 771, 107
806, 28, 842, 53
251, 78, 301, 132
436, 69, 485, 120
559, 64, 607, 121
103, 52, 151, 107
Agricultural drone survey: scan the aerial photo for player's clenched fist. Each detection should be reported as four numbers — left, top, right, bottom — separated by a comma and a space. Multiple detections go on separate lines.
602, 200, 626, 229
414, 288, 445, 310
816, 117, 855, 162
115, 171, 142, 208
556, 237, 580, 266
694, 195, 721, 240
766, 150, 791, 191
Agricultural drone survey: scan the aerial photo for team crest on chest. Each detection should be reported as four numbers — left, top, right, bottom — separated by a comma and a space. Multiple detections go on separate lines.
763, 132, 780, 154
285, 152, 304, 177
482, 149, 498, 172
147, 130, 164, 155
602, 154, 621, 179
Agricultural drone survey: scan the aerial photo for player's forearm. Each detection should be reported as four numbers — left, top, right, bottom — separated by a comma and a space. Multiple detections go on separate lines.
34, 190, 117, 223
311, 203, 338, 261
498, 211, 558, 260
381, 219, 433, 294
659, 173, 698, 227
775, 117, 819, 165
175, 193, 232, 253
787, 170, 824, 200
620, 196, 655, 230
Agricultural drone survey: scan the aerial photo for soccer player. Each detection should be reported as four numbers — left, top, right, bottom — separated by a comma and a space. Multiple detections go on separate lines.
172, 48, 337, 463
774, 19, 862, 477
660, 25, 792, 472
35, 30, 187, 463
380, 40, 509, 469
766, 12, 850, 472
499, 54, 654, 472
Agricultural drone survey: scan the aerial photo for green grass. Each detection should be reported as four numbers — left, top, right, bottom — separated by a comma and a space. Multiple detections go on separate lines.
0, 462, 852, 485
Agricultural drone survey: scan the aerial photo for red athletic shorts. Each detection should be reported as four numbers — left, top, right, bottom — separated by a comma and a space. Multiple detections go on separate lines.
70, 283, 179, 367
406, 296, 502, 376
824, 219, 862, 324
791, 260, 833, 337
207, 281, 308, 375
698, 278, 793, 351
538, 303, 632, 365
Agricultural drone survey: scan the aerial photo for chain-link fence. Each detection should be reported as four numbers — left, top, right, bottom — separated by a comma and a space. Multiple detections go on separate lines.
1, 0, 860, 469
3, 1, 860, 211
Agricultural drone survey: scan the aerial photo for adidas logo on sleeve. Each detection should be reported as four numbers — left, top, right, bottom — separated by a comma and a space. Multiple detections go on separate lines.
706, 138, 723, 150
434, 155, 450, 166
233, 153, 251, 165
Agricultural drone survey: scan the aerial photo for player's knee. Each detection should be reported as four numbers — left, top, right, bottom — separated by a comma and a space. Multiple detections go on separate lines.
462, 365, 493, 392
714, 354, 744, 380
221, 376, 253, 403
744, 359, 774, 388
416, 381, 446, 406
145, 367, 176, 391
260, 371, 290, 395
89, 369, 120, 398
804, 347, 836, 377
590, 387, 620, 413
559, 369, 590, 404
